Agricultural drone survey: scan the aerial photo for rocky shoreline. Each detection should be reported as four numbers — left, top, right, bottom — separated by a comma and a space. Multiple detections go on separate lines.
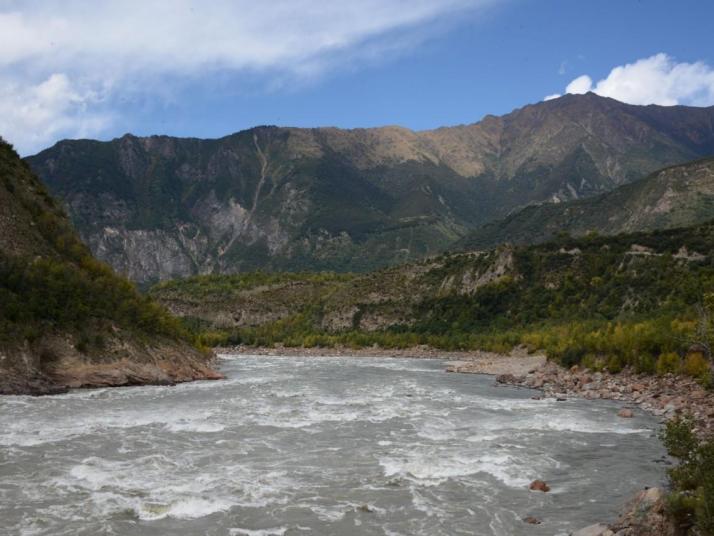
494, 360, 714, 435
461, 357, 714, 535
0, 359, 225, 396
0, 338, 224, 396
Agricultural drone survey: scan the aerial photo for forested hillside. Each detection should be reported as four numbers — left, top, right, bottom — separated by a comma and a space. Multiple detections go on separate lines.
151, 221, 714, 376
0, 138, 219, 394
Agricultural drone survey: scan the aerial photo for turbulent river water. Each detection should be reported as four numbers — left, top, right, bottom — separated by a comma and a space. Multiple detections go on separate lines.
1, 355, 666, 536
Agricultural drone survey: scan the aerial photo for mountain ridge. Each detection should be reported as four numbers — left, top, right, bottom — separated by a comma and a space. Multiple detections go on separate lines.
456, 156, 714, 251
27, 93, 714, 283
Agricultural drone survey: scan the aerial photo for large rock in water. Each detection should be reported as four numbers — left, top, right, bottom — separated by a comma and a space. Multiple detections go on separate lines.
529, 479, 550, 492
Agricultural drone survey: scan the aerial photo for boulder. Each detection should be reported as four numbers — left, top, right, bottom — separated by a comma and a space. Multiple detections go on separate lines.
618, 408, 634, 418
523, 516, 541, 524
571, 523, 610, 536
529, 480, 550, 492
496, 373, 516, 384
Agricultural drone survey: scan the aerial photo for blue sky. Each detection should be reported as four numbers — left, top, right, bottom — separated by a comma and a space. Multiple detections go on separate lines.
1, 0, 714, 154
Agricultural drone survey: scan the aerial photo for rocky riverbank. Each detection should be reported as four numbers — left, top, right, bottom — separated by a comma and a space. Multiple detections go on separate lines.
494, 360, 714, 435
486, 360, 714, 536
572, 487, 675, 536
0, 337, 224, 396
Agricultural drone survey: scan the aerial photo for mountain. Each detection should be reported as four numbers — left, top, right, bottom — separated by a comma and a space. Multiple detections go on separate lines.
150, 220, 714, 372
457, 157, 714, 251
0, 138, 219, 395
27, 93, 714, 284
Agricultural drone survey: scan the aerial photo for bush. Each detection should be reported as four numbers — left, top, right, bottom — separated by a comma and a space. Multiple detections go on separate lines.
657, 352, 681, 375
661, 416, 714, 535
682, 352, 711, 381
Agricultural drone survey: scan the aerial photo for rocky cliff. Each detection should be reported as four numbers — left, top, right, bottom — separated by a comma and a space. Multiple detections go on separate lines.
27, 93, 714, 284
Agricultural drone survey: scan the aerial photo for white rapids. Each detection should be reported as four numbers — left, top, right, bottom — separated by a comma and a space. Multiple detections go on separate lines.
0, 355, 667, 535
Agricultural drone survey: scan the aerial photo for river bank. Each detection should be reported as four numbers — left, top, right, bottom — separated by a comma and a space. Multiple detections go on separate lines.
1, 339, 224, 396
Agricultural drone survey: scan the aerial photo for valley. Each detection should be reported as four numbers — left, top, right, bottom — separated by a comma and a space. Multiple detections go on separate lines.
5, 93, 714, 535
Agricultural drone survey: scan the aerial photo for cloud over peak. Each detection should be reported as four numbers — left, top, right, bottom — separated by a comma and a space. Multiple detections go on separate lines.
546, 53, 714, 107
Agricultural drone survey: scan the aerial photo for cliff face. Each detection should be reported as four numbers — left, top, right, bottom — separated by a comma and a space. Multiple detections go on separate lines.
457, 157, 714, 251
0, 138, 220, 395
27, 93, 714, 284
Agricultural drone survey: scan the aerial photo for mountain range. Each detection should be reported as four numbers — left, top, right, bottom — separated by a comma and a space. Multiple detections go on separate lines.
27, 92, 714, 283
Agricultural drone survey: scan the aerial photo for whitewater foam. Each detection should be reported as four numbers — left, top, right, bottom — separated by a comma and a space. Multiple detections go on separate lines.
0, 355, 666, 536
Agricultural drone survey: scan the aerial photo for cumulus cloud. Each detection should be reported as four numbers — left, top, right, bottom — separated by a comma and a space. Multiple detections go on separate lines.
0, 74, 112, 153
0, 0, 491, 154
545, 54, 714, 106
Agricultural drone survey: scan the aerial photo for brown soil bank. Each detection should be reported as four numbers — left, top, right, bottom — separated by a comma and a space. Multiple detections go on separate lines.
0, 334, 223, 396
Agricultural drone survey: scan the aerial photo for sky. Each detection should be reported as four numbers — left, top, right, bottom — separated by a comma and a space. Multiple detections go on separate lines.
1, 0, 714, 155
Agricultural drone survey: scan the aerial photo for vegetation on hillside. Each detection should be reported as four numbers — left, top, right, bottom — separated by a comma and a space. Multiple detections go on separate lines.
662, 416, 714, 534
151, 271, 354, 300
153, 221, 714, 380
0, 139, 193, 353
457, 157, 714, 252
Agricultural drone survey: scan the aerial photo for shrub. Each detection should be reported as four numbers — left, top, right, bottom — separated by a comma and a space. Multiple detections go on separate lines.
661, 416, 714, 535
681, 352, 711, 381
657, 352, 681, 375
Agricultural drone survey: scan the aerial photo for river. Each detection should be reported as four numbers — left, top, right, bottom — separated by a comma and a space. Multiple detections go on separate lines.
0, 355, 666, 535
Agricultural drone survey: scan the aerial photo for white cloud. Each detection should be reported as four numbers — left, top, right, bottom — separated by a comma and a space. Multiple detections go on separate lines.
565, 75, 593, 95
0, 73, 112, 154
546, 53, 714, 106
0, 0, 492, 154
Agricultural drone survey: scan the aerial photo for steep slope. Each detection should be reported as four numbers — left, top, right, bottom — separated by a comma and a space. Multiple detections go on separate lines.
28, 93, 714, 284
0, 138, 220, 395
457, 157, 714, 251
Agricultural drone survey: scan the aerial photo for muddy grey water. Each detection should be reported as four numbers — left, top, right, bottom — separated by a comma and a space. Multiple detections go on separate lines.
1, 356, 666, 536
